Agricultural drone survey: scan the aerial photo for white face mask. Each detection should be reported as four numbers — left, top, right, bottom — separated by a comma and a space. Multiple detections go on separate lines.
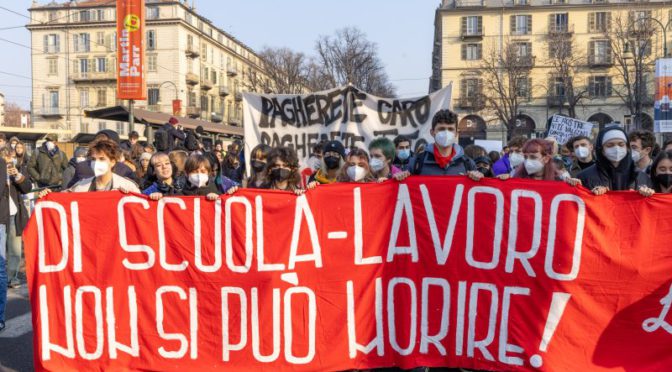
45, 141, 55, 151
347, 165, 367, 182
604, 146, 628, 163
76, 157, 86, 163
369, 158, 385, 172
524, 159, 545, 175
91, 160, 110, 177
397, 149, 411, 160
188, 173, 209, 188
574, 146, 590, 160
434, 130, 456, 148
509, 153, 525, 168
631, 150, 641, 163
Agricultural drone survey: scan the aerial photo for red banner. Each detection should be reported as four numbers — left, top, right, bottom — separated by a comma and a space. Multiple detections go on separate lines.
116, 0, 146, 100
24, 177, 672, 371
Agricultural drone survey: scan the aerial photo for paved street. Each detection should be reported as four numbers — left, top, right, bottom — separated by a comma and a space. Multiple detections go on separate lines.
1, 282, 34, 372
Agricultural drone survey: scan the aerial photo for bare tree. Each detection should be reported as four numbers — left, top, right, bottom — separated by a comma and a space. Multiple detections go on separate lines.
606, 14, 657, 130
245, 47, 310, 94
478, 41, 535, 137
545, 33, 589, 118
3, 102, 25, 127
313, 27, 396, 97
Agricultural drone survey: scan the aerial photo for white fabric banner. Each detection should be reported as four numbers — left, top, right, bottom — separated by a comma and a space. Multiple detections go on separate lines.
242, 84, 452, 163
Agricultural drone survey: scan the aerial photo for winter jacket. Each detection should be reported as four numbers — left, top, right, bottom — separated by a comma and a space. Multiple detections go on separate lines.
161, 123, 187, 152
68, 174, 140, 193
408, 143, 475, 176
568, 158, 595, 177
142, 176, 187, 196
181, 178, 221, 196
576, 127, 652, 191
493, 154, 512, 176
27, 144, 68, 187
392, 152, 413, 172
61, 158, 79, 189
0, 158, 32, 234
67, 160, 137, 188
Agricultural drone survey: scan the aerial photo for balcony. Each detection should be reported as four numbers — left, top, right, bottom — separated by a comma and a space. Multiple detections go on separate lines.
186, 72, 199, 86
455, 0, 484, 6
186, 106, 201, 118
515, 55, 535, 67
228, 114, 242, 126
227, 64, 238, 77
548, 24, 573, 35
234, 92, 243, 101
457, 97, 483, 109
218, 85, 230, 97
71, 71, 116, 84
211, 113, 223, 123
547, 95, 567, 107
185, 44, 200, 58
588, 55, 613, 67
461, 30, 483, 40
200, 79, 213, 91
36, 107, 63, 118
147, 104, 161, 112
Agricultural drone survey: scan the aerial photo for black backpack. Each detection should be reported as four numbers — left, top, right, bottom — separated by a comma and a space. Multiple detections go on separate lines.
185, 130, 199, 151
154, 129, 170, 152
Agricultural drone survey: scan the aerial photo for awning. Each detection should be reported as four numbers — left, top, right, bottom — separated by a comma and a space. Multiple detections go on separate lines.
0, 127, 73, 142
84, 106, 244, 137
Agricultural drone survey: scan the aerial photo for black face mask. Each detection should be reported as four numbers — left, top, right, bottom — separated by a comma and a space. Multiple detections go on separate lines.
270, 168, 291, 181
477, 167, 490, 176
656, 173, 672, 188
324, 156, 340, 170
251, 160, 266, 172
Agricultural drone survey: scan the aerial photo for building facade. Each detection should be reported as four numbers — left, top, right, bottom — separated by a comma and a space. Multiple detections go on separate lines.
431, 0, 672, 143
28, 0, 267, 140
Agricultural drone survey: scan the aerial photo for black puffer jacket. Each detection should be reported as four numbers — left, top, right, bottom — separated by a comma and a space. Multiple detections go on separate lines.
577, 127, 651, 191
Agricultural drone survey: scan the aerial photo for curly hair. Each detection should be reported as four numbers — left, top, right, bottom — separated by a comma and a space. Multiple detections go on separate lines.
88, 139, 120, 161
263, 147, 302, 190
431, 109, 458, 130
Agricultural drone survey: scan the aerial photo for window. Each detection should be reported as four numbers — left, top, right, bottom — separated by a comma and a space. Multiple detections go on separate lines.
147, 7, 159, 20
110, 31, 117, 52
461, 43, 482, 60
516, 77, 531, 99
630, 10, 652, 31
550, 13, 569, 33
49, 90, 59, 108
198, 20, 203, 31
147, 30, 156, 50
589, 76, 612, 98
589, 12, 611, 33
48, 11, 57, 23
148, 87, 160, 106
589, 40, 612, 64
79, 10, 91, 22
96, 57, 107, 73
201, 43, 208, 60
552, 77, 566, 98
97, 89, 107, 107
48, 59, 58, 75
211, 70, 217, 84
147, 55, 157, 72
79, 58, 89, 76
116, 122, 124, 135
97, 32, 105, 47
44, 34, 60, 53
74, 33, 90, 52
80, 89, 89, 108
511, 15, 532, 35
96, 9, 105, 21
514, 42, 532, 57
548, 39, 571, 58
461, 16, 482, 36
200, 94, 209, 112
461, 78, 481, 98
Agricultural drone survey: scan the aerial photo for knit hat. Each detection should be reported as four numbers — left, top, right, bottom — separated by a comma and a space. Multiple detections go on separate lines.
601, 129, 627, 145
140, 152, 152, 162
169, 117, 179, 125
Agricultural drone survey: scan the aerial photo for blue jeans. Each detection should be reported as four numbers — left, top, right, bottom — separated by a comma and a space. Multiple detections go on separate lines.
6, 217, 22, 283
0, 223, 7, 323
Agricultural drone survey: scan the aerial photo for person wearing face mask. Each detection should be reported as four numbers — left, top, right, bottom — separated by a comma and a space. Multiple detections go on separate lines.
245, 144, 272, 189
0, 147, 32, 291
567, 135, 595, 176
407, 110, 479, 177
337, 148, 376, 183
638, 150, 672, 196
474, 156, 494, 178
511, 139, 561, 181
67, 130, 137, 188
181, 154, 221, 200
28, 135, 68, 188
308, 140, 346, 185
261, 147, 306, 194
392, 135, 414, 171
574, 127, 651, 195
493, 136, 527, 177
62, 147, 88, 189
369, 138, 402, 182
142, 153, 187, 200
301, 143, 324, 187
628, 130, 656, 174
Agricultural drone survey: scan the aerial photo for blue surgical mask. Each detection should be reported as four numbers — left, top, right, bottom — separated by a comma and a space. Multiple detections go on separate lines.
398, 149, 411, 160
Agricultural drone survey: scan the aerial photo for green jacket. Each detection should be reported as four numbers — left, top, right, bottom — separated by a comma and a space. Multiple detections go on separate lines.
28, 144, 68, 187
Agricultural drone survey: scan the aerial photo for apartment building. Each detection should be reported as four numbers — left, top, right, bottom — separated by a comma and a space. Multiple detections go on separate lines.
27, 0, 267, 140
431, 0, 672, 143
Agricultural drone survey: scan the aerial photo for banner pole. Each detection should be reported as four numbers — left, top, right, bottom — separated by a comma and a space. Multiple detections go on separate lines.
129, 99, 135, 135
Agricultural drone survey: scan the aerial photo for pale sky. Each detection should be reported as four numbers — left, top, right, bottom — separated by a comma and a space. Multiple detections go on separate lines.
0, 0, 439, 110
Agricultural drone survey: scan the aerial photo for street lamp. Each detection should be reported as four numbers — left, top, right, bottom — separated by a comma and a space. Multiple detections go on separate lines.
631, 17, 671, 57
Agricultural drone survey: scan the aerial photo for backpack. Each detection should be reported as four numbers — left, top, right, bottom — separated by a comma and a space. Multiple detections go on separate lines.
412, 150, 475, 175
154, 128, 170, 152
185, 130, 199, 151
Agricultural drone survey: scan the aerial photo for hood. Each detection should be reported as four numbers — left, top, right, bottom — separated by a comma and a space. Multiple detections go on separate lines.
96, 129, 120, 144
426, 142, 465, 161
594, 126, 633, 170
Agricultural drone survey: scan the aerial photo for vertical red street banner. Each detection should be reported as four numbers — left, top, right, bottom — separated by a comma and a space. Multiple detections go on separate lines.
173, 99, 182, 116
116, 0, 146, 100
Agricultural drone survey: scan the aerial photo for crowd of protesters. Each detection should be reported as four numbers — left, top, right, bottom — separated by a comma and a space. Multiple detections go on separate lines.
1, 110, 672, 333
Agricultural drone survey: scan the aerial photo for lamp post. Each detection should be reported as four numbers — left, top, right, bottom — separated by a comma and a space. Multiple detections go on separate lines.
632, 16, 670, 57
159, 81, 180, 115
